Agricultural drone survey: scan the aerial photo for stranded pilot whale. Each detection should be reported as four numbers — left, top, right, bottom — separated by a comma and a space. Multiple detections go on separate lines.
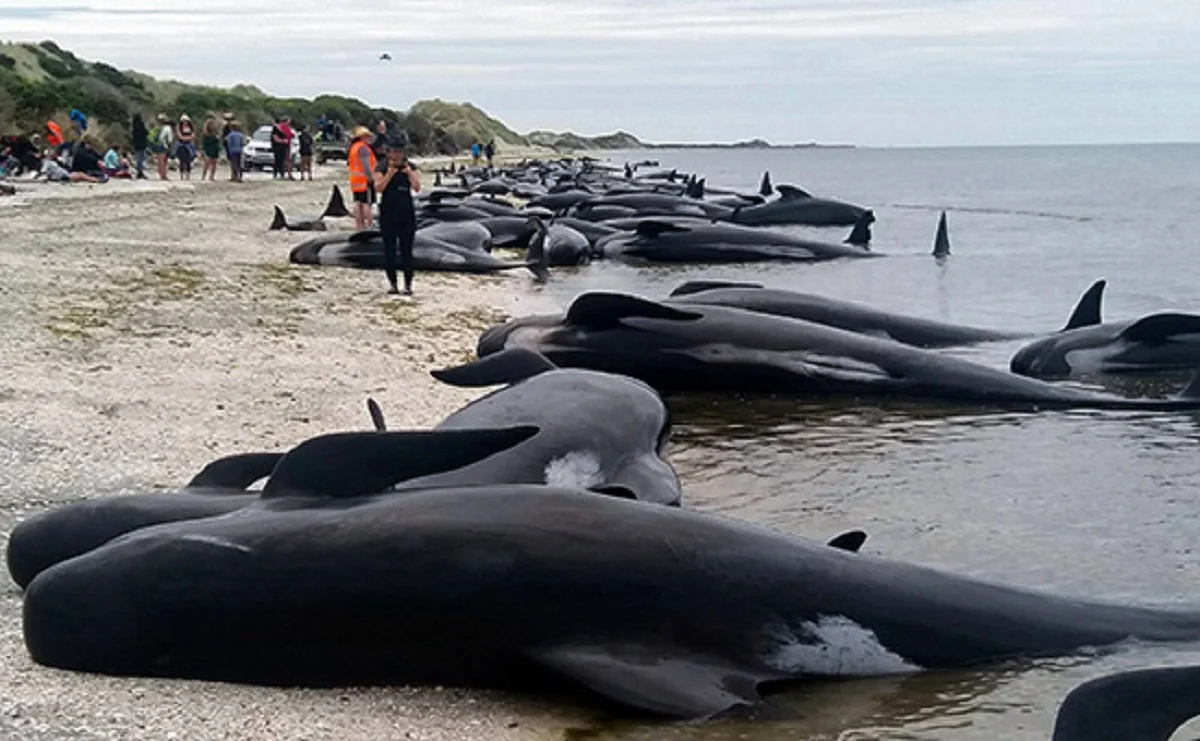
6, 424, 539, 589
1011, 280, 1200, 378
1052, 665, 1200, 741
268, 185, 350, 231
23, 485, 1200, 720
476, 291, 1200, 410
667, 278, 1105, 349
405, 348, 681, 504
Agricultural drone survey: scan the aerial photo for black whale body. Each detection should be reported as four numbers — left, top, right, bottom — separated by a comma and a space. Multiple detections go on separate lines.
476, 292, 1200, 410
23, 485, 1200, 720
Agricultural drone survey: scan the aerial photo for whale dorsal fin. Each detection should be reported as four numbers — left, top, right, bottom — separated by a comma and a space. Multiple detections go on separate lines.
826, 530, 868, 553
669, 281, 764, 297
186, 452, 284, 490
1062, 279, 1106, 331
262, 427, 539, 499
1120, 313, 1200, 343
529, 644, 765, 719
1052, 666, 1200, 741
636, 220, 691, 239
758, 171, 773, 197
931, 211, 951, 258
321, 184, 350, 218
844, 210, 875, 247
566, 293, 704, 328
269, 205, 287, 231
366, 398, 387, 431
432, 348, 558, 388
776, 185, 812, 200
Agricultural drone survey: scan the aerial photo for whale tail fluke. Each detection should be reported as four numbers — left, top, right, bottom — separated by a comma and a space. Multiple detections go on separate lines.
366, 398, 387, 431
321, 185, 350, 218
269, 205, 287, 231
845, 209, 875, 247
932, 211, 950, 258
261, 426, 540, 499
1052, 666, 1200, 741
1061, 279, 1106, 331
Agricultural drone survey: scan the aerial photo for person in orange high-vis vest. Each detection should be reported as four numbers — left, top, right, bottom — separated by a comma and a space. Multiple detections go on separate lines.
46, 121, 65, 154
347, 126, 377, 230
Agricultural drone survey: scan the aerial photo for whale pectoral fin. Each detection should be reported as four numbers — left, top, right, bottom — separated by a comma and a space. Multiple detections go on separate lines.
669, 280, 765, 298
432, 348, 558, 387
261, 427, 539, 499
366, 398, 387, 431
1119, 313, 1200, 344
1062, 279, 1106, 331
566, 293, 704, 328
827, 530, 868, 553
186, 452, 284, 490
529, 645, 765, 720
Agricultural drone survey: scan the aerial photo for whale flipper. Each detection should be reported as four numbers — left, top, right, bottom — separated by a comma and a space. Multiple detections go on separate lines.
758, 171, 773, 197
322, 185, 350, 218
525, 220, 551, 283
844, 210, 875, 247
668, 280, 765, 297
1062, 280, 1106, 331
186, 452, 284, 490
566, 293, 704, 328
269, 206, 287, 231
432, 348, 558, 387
1052, 666, 1200, 741
827, 530, 868, 553
932, 211, 951, 258
530, 644, 765, 719
366, 398, 387, 431
262, 427, 539, 499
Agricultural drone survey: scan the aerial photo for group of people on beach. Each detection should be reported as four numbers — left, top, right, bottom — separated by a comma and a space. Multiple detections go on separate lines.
131, 112, 250, 182
347, 119, 423, 295
470, 139, 495, 167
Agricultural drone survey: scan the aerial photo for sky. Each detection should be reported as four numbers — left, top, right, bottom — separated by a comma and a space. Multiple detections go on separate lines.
1, 0, 1198, 147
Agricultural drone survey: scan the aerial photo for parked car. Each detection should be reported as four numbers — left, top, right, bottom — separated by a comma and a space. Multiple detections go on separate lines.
242, 125, 300, 171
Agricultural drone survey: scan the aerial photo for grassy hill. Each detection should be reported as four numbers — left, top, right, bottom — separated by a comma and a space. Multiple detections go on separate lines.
0, 40, 643, 154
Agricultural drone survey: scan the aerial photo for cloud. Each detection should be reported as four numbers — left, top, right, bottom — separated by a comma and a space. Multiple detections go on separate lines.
2, 0, 1197, 145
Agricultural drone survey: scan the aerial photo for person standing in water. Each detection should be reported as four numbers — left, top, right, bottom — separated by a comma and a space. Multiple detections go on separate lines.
374, 137, 422, 295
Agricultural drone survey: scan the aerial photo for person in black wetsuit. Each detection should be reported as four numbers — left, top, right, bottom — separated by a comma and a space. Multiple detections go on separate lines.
373, 137, 422, 295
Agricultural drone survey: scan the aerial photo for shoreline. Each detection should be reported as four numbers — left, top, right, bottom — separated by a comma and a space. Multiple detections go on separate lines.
0, 164, 586, 740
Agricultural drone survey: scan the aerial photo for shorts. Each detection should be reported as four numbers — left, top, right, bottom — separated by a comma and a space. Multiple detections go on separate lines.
352, 189, 373, 204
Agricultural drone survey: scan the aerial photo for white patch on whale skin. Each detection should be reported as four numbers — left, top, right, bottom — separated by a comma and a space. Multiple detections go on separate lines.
178, 534, 252, 554
1064, 346, 1116, 374
763, 615, 921, 676
544, 450, 603, 489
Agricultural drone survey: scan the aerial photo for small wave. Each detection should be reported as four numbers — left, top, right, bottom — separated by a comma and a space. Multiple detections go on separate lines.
889, 203, 1093, 222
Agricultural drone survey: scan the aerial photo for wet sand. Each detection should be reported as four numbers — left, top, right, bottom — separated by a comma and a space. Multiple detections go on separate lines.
0, 165, 587, 740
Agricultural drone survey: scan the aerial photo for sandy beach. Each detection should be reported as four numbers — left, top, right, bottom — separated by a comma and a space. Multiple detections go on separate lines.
0, 165, 589, 740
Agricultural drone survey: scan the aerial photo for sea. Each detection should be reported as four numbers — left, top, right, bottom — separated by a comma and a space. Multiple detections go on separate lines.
510, 144, 1200, 740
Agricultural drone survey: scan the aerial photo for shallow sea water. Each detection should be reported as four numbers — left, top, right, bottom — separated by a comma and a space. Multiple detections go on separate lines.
512, 144, 1200, 739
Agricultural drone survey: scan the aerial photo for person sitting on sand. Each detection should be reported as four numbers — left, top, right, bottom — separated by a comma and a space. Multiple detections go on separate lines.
70, 139, 108, 181
347, 126, 377, 230
36, 154, 99, 184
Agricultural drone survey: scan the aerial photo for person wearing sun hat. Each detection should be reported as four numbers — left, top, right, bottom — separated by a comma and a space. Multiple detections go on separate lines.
347, 125, 377, 230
